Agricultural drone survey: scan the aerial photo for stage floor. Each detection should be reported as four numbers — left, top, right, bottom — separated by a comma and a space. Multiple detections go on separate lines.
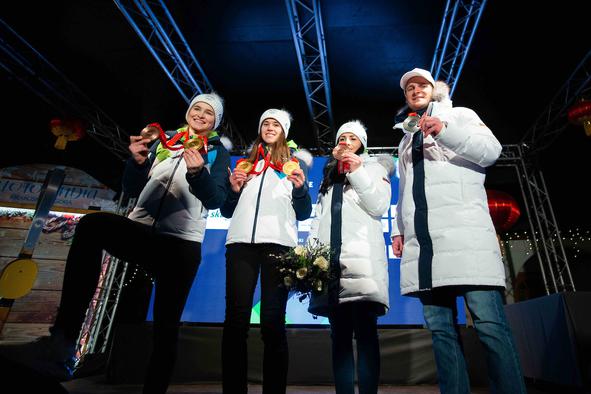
63, 376, 485, 393
62, 375, 564, 394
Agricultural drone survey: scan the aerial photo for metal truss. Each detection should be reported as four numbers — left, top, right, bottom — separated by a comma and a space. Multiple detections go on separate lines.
366, 146, 399, 156
75, 196, 136, 362
496, 145, 575, 294
430, 0, 487, 97
76, 255, 129, 360
285, 0, 335, 151
520, 49, 591, 156
113, 0, 245, 149
113, 0, 212, 101
0, 18, 130, 160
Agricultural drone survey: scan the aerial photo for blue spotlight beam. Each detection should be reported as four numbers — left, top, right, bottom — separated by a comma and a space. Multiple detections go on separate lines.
286, 0, 335, 151
113, 0, 245, 148
0, 18, 130, 160
521, 49, 591, 155
430, 0, 487, 97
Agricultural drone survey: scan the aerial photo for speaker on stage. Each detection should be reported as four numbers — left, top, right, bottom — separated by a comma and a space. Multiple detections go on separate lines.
505, 292, 591, 391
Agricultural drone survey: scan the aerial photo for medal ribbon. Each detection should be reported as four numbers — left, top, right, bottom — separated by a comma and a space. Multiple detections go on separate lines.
147, 123, 208, 153
236, 144, 298, 174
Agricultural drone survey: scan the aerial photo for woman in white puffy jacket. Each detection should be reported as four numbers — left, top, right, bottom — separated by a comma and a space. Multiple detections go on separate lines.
220, 109, 312, 394
391, 68, 526, 394
308, 120, 392, 394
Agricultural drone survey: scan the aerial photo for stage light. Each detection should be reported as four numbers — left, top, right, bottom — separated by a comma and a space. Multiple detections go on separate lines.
486, 189, 521, 232
567, 99, 591, 137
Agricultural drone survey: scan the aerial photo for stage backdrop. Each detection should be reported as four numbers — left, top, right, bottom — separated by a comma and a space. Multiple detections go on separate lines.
147, 156, 465, 325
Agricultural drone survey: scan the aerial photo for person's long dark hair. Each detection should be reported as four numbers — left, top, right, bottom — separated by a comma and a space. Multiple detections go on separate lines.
319, 146, 365, 195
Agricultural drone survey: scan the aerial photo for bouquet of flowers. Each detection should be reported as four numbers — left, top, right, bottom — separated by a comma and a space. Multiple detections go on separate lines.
272, 240, 332, 301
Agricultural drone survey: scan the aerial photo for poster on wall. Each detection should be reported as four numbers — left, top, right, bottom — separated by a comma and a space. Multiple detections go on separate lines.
0, 164, 118, 212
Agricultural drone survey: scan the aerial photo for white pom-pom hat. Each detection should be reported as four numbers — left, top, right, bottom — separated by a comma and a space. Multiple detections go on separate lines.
258, 109, 291, 138
335, 120, 367, 148
185, 92, 224, 130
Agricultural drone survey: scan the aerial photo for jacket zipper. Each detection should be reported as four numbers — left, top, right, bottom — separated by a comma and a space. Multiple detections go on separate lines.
152, 154, 183, 231
250, 169, 267, 243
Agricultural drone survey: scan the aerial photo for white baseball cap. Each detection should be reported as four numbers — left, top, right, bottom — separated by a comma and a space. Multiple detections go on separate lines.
400, 68, 435, 90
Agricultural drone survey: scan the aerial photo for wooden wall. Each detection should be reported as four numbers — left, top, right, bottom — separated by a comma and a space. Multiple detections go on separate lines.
0, 213, 78, 342
0, 164, 117, 343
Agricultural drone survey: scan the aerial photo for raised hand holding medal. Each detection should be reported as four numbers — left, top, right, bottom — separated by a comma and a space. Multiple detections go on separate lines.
340, 150, 363, 173
406, 102, 443, 138
140, 123, 161, 142
282, 160, 300, 176
333, 125, 366, 174
235, 160, 254, 173
284, 160, 305, 188
181, 128, 210, 175
229, 160, 252, 192
417, 114, 444, 138
128, 123, 165, 165
128, 122, 163, 165
183, 144, 205, 175
333, 141, 351, 174
228, 166, 247, 192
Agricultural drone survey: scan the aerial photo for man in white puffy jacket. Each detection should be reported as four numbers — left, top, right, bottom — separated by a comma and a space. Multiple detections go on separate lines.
391, 68, 526, 394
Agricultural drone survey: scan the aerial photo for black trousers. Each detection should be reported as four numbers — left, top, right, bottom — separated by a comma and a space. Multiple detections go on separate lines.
222, 243, 290, 394
53, 212, 201, 394
328, 301, 382, 394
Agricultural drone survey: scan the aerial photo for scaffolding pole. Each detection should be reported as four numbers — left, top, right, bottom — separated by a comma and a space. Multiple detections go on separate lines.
285, 0, 335, 151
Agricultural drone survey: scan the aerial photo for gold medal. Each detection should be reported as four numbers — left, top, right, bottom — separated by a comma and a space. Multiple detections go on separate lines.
140, 125, 160, 141
183, 137, 204, 150
236, 161, 253, 173
282, 161, 300, 176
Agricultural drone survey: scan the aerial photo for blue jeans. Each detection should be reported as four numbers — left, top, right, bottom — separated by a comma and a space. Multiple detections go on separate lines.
420, 287, 526, 394
328, 301, 383, 394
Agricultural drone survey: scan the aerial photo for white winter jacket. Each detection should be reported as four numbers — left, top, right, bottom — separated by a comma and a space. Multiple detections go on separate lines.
392, 100, 505, 295
222, 161, 312, 247
308, 155, 392, 312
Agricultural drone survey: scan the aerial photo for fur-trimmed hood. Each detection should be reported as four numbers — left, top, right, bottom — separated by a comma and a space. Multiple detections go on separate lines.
431, 81, 452, 107
372, 154, 396, 177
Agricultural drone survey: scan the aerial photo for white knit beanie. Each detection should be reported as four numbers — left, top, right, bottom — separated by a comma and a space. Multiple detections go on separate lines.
335, 120, 367, 148
258, 109, 291, 138
185, 92, 224, 130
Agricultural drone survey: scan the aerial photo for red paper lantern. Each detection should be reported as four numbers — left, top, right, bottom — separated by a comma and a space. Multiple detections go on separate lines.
49, 118, 85, 150
567, 99, 591, 137
486, 189, 521, 232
